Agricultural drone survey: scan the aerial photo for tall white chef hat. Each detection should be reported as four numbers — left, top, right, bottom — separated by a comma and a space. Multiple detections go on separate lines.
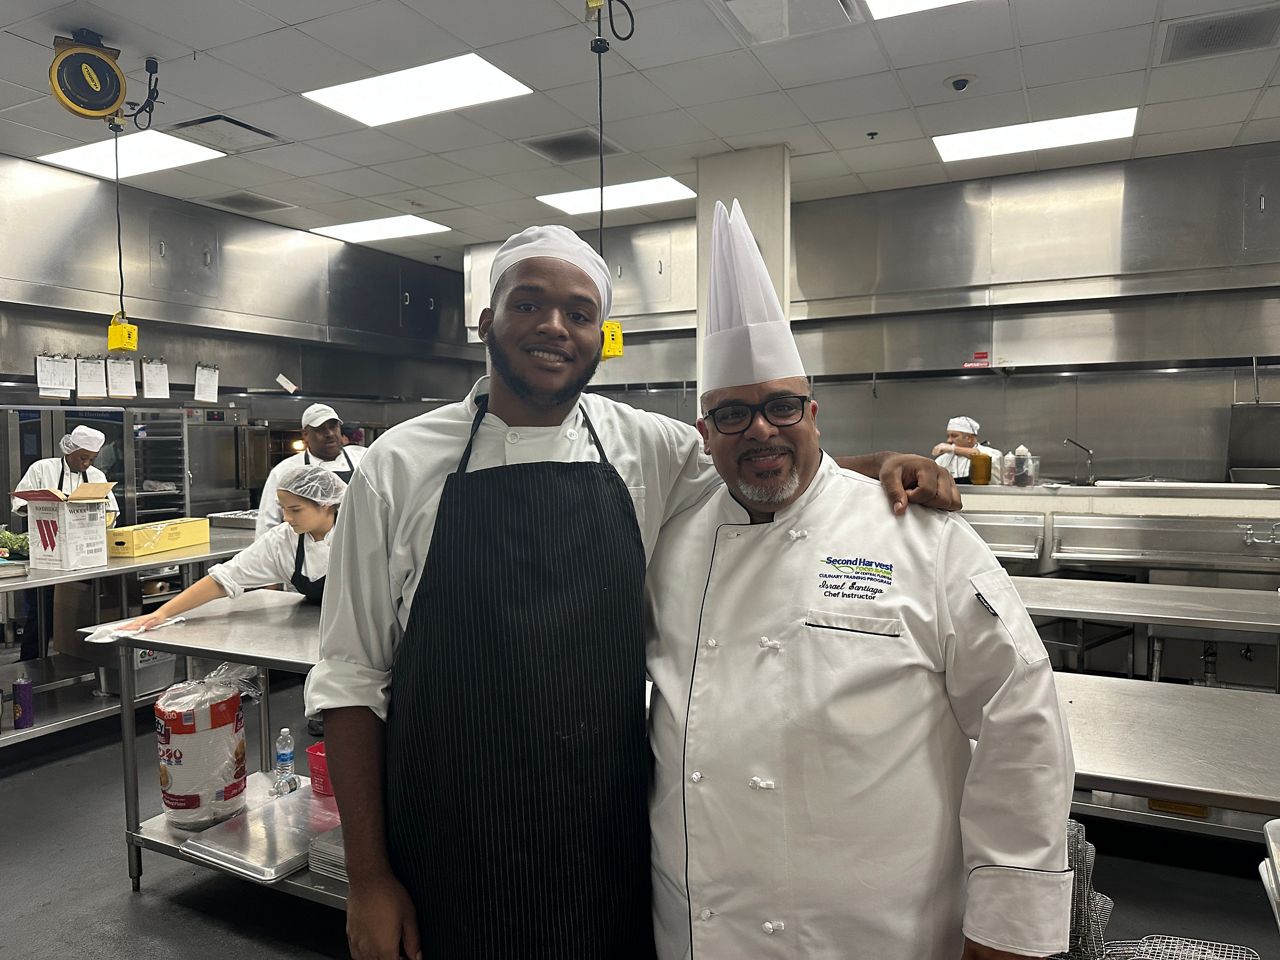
488, 225, 612, 321
947, 416, 980, 435
701, 199, 806, 396
60, 425, 106, 454
301, 403, 341, 429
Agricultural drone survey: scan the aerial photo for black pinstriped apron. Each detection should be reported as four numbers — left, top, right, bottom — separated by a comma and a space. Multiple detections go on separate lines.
385, 396, 654, 959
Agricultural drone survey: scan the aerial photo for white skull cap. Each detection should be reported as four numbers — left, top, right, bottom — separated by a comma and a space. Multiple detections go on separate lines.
61, 425, 106, 453
947, 416, 980, 435
489, 225, 612, 320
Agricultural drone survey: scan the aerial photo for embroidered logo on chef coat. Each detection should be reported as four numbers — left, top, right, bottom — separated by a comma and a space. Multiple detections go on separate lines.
819, 555, 894, 600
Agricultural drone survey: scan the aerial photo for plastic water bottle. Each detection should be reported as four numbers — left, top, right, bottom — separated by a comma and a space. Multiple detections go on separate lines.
272, 727, 298, 795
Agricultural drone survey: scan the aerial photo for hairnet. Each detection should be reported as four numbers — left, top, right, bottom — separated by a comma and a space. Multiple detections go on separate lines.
60, 425, 106, 454
276, 464, 346, 506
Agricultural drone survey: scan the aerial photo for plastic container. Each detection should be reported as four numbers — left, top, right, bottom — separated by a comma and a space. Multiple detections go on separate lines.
1012, 455, 1040, 487
306, 741, 332, 796
969, 453, 992, 485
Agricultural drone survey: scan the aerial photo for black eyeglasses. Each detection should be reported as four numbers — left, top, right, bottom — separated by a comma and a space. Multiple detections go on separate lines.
705, 395, 811, 435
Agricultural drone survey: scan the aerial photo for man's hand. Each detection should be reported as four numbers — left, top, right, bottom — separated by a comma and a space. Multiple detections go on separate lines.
932, 442, 955, 457
346, 871, 421, 960
962, 938, 1042, 960
880, 453, 962, 515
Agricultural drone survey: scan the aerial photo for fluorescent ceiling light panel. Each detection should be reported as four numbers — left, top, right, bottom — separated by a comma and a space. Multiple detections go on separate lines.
303, 53, 531, 126
865, 0, 973, 18
933, 108, 1138, 162
537, 177, 696, 215
311, 215, 449, 242
38, 130, 224, 179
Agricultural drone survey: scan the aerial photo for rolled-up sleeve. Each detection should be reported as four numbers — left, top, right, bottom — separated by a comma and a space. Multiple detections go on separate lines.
936, 517, 1075, 956
304, 466, 398, 720
208, 525, 291, 599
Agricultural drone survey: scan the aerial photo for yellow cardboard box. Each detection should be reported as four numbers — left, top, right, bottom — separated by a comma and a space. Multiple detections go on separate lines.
108, 517, 210, 558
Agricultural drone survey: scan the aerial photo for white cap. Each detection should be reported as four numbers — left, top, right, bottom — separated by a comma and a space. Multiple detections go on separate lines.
301, 404, 341, 429
489, 225, 611, 320
701, 199, 806, 395
61, 425, 106, 454
947, 416, 980, 435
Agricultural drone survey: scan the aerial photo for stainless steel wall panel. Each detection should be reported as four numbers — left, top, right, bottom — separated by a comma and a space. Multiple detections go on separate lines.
588, 332, 696, 387
149, 209, 219, 299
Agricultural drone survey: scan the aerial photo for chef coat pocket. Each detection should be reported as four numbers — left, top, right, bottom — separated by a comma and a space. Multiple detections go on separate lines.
804, 609, 902, 638
626, 485, 646, 528
968, 568, 1048, 664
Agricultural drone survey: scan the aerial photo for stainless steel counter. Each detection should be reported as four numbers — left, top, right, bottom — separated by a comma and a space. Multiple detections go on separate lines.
964, 482, 1280, 501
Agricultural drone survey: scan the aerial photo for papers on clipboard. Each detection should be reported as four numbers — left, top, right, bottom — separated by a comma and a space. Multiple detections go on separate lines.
107, 358, 136, 398
75, 358, 107, 398
142, 359, 170, 399
194, 364, 219, 404
36, 355, 74, 398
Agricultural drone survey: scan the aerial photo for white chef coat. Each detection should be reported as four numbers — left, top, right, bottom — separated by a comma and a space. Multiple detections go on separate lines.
935, 442, 1002, 480
646, 454, 1074, 960
208, 520, 331, 599
303, 377, 718, 720
11, 456, 120, 516
255, 445, 367, 538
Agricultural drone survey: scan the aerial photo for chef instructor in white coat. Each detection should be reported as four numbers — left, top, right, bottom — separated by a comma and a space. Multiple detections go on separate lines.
255, 403, 365, 538
306, 224, 961, 960
646, 201, 1074, 960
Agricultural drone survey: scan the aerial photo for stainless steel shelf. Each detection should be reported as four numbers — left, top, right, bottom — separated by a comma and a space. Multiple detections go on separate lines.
0, 685, 161, 748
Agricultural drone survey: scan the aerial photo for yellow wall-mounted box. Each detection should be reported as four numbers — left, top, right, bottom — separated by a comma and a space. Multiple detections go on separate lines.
108, 320, 138, 352
601, 319, 624, 359
108, 517, 209, 558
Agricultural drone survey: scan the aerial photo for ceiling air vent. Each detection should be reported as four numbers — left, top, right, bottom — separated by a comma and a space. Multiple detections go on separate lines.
1160, 7, 1280, 64
204, 192, 295, 215
714, 0, 861, 45
167, 115, 283, 154
521, 130, 623, 164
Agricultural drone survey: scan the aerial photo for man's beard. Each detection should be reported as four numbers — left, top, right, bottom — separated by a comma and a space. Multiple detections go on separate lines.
486, 333, 601, 408
736, 464, 800, 505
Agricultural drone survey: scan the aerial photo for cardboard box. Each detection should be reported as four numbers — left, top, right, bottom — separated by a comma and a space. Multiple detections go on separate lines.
109, 517, 210, 558
11, 482, 114, 571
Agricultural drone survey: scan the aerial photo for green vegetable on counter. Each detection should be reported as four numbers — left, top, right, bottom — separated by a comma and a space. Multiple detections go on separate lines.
0, 529, 30, 558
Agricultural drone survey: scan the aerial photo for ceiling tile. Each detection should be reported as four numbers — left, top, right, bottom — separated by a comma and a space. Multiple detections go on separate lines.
0, 118, 78, 157
306, 129, 422, 164
297, 0, 468, 72
185, 154, 295, 187
249, 205, 335, 229
492, 166, 593, 194
1022, 25, 1155, 88
424, 230, 482, 249
0, 96, 117, 143
210, 28, 373, 94
0, 31, 64, 91
858, 163, 948, 191
241, 0, 377, 26
374, 155, 475, 188
377, 115, 501, 156
817, 110, 925, 149
1035, 138, 1133, 169
896, 50, 1023, 107
121, 86, 214, 125
1013, 0, 1157, 45
430, 206, 504, 231
432, 177, 527, 205
644, 50, 777, 108
0, 0, 74, 31
1026, 72, 1146, 121
1160, 0, 1275, 16
1133, 122, 1242, 157
460, 93, 583, 141
7, 1, 188, 72
1138, 91, 1258, 134
400, 0, 577, 48
611, 0, 742, 70
914, 90, 1028, 136
466, 220, 531, 243
440, 142, 549, 177
637, 196, 695, 221
369, 187, 460, 213
687, 91, 808, 137
147, 53, 286, 109
310, 166, 411, 197
227, 94, 364, 141
1238, 117, 1280, 145
128, 168, 228, 199
791, 173, 866, 202
604, 109, 718, 151
1256, 86, 1280, 119
310, 196, 403, 220
548, 72, 679, 123
838, 138, 940, 173
481, 23, 626, 91
1145, 50, 1280, 103
943, 153, 1037, 181
568, 208, 654, 229
246, 141, 353, 176
419, 247, 462, 270
0, 79, 43, 111
788, 72, 909, 123
790, 152, 850, 181
562, 152, 663, 183
251, 177, 352, 205
875, 0, 1015, 68
638, 138, 730, 174
724, 124, 830, 156
92, 0, 286, 48
752, 25, 887, 89
474, 197, 558, 222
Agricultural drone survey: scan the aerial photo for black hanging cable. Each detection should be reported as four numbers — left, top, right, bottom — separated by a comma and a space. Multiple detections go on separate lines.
113, 126, 125, 320
590, 0, 635, 260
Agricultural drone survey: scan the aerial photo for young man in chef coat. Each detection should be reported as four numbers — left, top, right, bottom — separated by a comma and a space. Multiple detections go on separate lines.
10, 424, 120, 521
645, 200, 1075, 960
255, 403, 366, 538
306, 224, 962, 960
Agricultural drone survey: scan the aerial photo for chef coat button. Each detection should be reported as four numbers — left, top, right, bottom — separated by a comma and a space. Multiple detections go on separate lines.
707, 637, 719, 648
566, 428, 579, 441
690, 771, 703, 783
758, 636, 780, 650
748, 776, 776, 790
698, 909, 713, 921
506, 431, 520, 444
762, 920, 785, 935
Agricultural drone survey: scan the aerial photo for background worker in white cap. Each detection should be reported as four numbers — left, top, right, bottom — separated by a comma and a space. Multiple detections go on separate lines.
306, 223, 960, 960
933, 415, 1003, 483
647, 200, 1073, 960
255, 402, 365, 538
11, 424, 119, 522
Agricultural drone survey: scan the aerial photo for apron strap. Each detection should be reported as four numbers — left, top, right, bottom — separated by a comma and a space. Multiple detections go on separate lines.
303, 450, 310, 465
579, 406, 612, 467
341, 448, 354, 473
293, 529, 307, 578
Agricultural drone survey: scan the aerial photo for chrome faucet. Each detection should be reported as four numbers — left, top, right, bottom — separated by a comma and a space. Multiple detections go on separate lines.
1062, 437, 1094, 486
1238, 522, 1280, 546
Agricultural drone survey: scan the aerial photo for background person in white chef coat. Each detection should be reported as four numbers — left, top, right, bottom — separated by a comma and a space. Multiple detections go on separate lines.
124, 465, 343, 631
933, 415, 1002, 482
255, 403, 365, 538
646, 200, 1074, 960
10, 425, 120, 522
305, 223, 963, 960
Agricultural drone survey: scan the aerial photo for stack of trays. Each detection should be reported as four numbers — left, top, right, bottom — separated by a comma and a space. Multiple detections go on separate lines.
309, 825, 347, 883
